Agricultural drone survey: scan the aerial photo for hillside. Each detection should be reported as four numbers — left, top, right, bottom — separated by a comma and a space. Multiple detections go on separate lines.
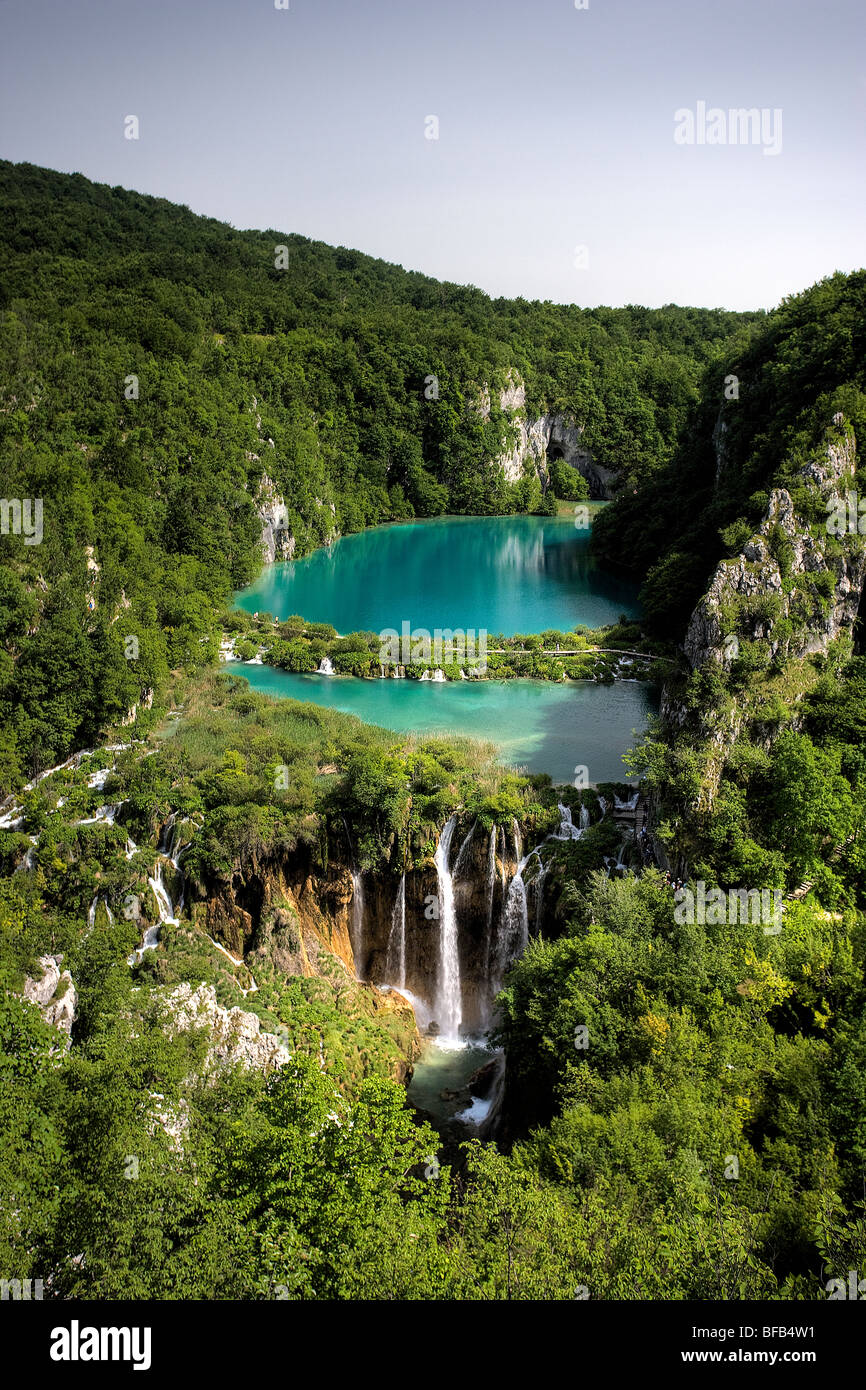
0, 160, 757, 783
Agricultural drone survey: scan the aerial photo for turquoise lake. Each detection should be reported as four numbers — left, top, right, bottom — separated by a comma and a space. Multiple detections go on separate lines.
232, 515, 654, 784
231, 664, 653, 785
234, 514, 639, 634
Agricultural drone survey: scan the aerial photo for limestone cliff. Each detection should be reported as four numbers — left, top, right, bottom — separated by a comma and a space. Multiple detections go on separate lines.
254, 471, 296, 564
190, 817, 532, 1037
22, 955, 77, 1048
478, 372, 616, 499
682, 424, 863, 675
661, 417, 864, 807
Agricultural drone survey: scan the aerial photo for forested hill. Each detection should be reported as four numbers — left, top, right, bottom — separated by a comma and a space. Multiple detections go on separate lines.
0, 160, 757, 783
593, 269, 866, 634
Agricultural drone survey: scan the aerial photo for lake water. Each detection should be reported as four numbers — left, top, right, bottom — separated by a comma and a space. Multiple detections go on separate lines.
235, 514, 639, 634
232, 514, 654, 785
233, 663, 652, 785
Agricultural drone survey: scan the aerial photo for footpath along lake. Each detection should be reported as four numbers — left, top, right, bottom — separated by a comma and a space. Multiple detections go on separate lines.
233, 515, 656, 784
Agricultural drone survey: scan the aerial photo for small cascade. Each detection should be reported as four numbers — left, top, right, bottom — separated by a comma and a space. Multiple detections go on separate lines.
385, 873, 407, 989
88, 895, 98, 930
580, 803, 590, 831
614, 790, 639, 811
350, 870, 365, 977
553, 802, 583, 841
484, 825, 497, 955
498, 826, 507, 894
513, 818, 523, 864
125, 836, 138, 860
14, 839, 37, 874
317, 656, 335, 675
534, 859, 551, 932
433, 815, 462, 1043
454, 820, 476, 878
148, 860, 179, 926
497, 868, 529, 983
130, 856, 181, 964
598, 796, 608, 818
75, 802, 123, 827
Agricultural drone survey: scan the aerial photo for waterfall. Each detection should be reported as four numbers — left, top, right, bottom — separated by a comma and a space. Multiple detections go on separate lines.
454, 820, 476, 877
351, 870, 365, 976
580, 803, 590, 831
498, 868, 528, 979
534, 859, 551, 931
129, 859, 179, 964
484, 825, 497, 944
434, 815, 462, 1043
598, 796, 608, 818
513, 818, 523, 864
88, 895, 98, 929
553, 802, 583, 840
317, 656, 334, 675
614, 791, 639, 811
148, 861, 179, 926
385, 873, 406, 989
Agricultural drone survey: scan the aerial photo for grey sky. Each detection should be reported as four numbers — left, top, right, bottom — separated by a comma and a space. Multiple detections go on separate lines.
1, 0, 863, 309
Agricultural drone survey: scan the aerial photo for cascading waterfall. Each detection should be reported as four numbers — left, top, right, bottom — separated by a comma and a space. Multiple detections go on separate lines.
580, 804, 590, 831
130, 856, 180, 964
497, 855, 530, 983
553, 802, 583, 840
433, 815, 462, 1043
534, 859, 551, 931
317, 656, 334, 675
351, 870, 365, 977
454, 821, 476, 877
385, 873, 407, 989
484, 826, 497, 964
513, 818, 523, 864
148, 860, 179, 926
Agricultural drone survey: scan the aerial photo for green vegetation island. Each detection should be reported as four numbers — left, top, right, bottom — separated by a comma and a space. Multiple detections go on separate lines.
1, 162, 866, 1301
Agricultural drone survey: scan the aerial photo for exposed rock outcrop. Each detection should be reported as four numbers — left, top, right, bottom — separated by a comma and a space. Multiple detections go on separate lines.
255, 472, 296, 564
193, 819, 535, 1036
478, 372, 615, 499
661, 421, 864, 807
22, 956, 77, 1046
683, 426, 863, 674
161, 981, 291, 1074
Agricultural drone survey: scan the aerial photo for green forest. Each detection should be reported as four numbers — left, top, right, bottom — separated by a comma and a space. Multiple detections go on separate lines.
2, 162, 866, 1301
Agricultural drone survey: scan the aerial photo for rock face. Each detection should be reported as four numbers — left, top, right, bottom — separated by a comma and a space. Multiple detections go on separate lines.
661, 420, 865, 806
683, 426, 864, 675
193, 819, 538, 1037
162, 982, 291, 1074
479, 373, 615, 499
255, 472, 296, 564
22, 956, 76, 1045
